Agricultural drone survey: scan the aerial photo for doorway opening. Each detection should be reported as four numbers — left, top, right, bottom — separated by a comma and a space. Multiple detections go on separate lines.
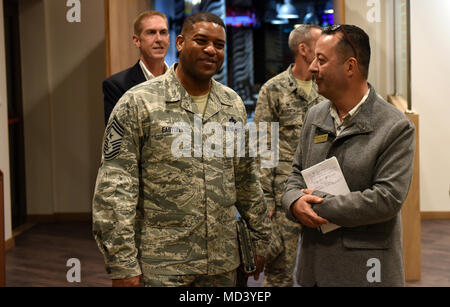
3, 0, 27, 230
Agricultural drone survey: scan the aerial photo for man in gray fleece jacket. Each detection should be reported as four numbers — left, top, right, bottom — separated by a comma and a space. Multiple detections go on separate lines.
282, 24, 415, 287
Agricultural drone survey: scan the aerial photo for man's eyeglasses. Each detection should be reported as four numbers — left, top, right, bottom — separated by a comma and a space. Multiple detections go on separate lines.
326, 24, 358, 60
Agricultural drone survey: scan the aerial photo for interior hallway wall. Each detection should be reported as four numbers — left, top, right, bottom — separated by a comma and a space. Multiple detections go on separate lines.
345, 0, 395, 99
410, 0, 450, 212
19, 0, 106, 217
345, 0, 450, 212
19, 0, 54, 217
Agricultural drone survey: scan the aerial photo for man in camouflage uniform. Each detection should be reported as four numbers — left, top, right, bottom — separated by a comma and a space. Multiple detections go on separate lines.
254, 25, 323, 287
92, 12, 271, 287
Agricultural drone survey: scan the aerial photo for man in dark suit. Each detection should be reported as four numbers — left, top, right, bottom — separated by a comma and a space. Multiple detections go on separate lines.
103, 10, 170, 125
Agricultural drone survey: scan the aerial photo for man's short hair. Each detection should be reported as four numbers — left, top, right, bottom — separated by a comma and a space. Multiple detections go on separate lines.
134, 10, 169, 36
288, 24, 322, 55
181, 12, 226, 35
323, 24, 371, 80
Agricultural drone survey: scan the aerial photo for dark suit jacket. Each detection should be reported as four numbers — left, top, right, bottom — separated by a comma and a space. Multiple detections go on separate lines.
103, 61, 146, 125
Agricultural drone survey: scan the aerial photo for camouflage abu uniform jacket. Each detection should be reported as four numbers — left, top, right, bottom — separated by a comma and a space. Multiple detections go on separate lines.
93, 64, 271, 279
254, 65, 323, 212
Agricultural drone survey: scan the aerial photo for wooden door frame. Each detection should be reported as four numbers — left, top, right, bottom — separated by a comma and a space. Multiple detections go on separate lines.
1, 170, 5, 287
334, 0, 346, 24
104, 0, 150, 77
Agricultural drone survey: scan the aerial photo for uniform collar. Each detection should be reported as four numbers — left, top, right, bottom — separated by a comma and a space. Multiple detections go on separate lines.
164, 64, 233, 122
287, 64, 320, 102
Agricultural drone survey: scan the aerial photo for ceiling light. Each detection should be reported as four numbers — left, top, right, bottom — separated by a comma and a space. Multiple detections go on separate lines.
277, 0, 299, 19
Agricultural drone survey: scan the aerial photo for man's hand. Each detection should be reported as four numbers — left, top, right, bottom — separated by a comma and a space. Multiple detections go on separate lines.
112, 275, 142, 287
291, 195, 329, 228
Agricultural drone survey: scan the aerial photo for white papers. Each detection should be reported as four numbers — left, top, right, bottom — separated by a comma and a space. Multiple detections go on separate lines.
301, 157, 350, 234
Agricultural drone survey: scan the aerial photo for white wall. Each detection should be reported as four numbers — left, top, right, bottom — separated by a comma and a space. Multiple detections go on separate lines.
345, 0, 450, 212
0, 0, 12, 241
411, 0, 450, 212
345, 0, 395, 99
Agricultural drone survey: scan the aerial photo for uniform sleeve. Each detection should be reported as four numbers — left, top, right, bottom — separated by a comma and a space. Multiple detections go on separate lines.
313, 118, 416, 227
234, 99, 272, 258
92, 93, 143, 279
254, 84, 278, 213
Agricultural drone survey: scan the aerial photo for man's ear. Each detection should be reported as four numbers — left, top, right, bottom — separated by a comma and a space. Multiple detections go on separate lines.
297, 43, 307, 57
346, 58, 358, 77
132, 34, 140, 48
176, 35, 185, 53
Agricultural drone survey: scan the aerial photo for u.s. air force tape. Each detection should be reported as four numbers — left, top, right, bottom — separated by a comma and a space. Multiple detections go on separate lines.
103, 116, 124, 161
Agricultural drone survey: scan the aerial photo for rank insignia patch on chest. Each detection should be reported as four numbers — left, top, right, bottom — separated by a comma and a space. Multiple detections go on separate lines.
104, 117, 125, 161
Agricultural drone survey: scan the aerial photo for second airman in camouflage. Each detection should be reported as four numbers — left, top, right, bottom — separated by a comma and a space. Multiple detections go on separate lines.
92, 13, 271, 287
254, 25, 324, 287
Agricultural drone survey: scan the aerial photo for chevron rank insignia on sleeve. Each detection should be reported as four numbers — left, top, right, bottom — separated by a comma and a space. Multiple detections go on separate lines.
103, 116, 125, 161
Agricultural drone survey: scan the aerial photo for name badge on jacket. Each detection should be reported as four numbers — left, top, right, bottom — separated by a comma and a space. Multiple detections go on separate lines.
314, 134, 329, 144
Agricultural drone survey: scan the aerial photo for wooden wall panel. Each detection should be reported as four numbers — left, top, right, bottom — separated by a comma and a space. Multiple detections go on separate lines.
421, 212, 450, 220
402, 112, 422, 281
104, 0, 150, 77
388, 96, 422, 281
333, 0, 346, 24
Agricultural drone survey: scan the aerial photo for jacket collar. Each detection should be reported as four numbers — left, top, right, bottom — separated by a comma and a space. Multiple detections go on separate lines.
312, 84, 376, 137
131, 61, 146, 83
164, 64, 233, 122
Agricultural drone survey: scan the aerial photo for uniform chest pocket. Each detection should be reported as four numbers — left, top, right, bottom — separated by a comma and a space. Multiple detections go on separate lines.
147, 123, 194, 160
143, 123, 193, 184
279, 114, 303, 145
279, 114, 303, 127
